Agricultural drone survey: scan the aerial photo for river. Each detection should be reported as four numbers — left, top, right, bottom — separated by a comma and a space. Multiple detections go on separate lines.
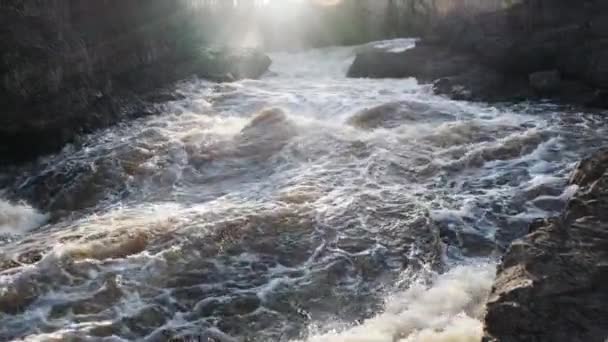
1, 39, 606, 341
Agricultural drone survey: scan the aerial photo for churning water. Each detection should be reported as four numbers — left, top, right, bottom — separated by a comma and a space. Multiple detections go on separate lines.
1, 39, 607, 341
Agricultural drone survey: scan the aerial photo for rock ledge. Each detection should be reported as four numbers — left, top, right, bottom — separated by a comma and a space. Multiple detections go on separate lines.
483, 149, 608, 342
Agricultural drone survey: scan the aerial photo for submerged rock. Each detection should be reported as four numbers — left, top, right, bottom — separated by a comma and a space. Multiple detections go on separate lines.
347, 101, 453, 130
483, 149, 608, 342
234, 108, 296, 161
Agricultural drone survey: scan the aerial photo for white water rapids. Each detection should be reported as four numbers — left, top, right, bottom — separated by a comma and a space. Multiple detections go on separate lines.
1, 39, 607, 341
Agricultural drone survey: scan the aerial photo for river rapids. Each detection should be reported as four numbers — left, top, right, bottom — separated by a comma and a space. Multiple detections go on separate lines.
1, 39, 607, 341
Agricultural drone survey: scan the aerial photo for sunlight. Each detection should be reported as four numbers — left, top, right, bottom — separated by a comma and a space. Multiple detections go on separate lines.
261, 0, 342, 6
311, 0, 343, 5
5, 0, 607, 341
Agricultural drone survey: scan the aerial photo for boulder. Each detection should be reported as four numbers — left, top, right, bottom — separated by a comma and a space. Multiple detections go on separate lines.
234, 108, 296, 161
433, 67, 532, 102
347, 41, 535, 103
347, 101, 453, 130
483, 149, 608, 342
433, 77, 474, 101
347, 45, 474, 82
353, 0, 608, 108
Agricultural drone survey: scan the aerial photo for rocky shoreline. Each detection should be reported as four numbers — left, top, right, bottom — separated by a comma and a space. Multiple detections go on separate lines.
348, 2, 608, 340
0, 1, 271, 164
483, 149, 608, 342
349, 1, 608, 108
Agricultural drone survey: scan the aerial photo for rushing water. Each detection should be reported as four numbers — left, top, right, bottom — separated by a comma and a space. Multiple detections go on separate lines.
1, 39, 607, 341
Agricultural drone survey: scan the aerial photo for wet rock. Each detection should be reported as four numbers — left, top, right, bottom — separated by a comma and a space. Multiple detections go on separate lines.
351, 252, 390, 280
529, 70, 561, 95
347, 42, 535, 103
241, 108, 289, 135
144, 90, 186, 103
10, 137, 165, 213
13, 156, 130, 213
0, 2, 272, 163
0, 281, 39, 314
336, 236, 376, 254
195, 294, 261, 317
147, 326, 239, 342
433, 67, 531, 102
484, 149, 608, 342
587, 40, 608, 89
347, 45, 473, 81
347, 102, 453, 130
193, 329, 240, 342
88, 323, 120, 338
222, 295, 262, 316
16, 249, 43, 264
122, 306, 168, 335
166, 263, 224, 288
531, 196, 566, 213
348, 102, 406, 129
589, 14, 608, 38
71, 275, 124, 315
277, 186, 321, 204
459, 231, 498, 258
0, 256, 20, 272
234, 108, 296, 161
438, 223, 498, 258
349, 1, 608, 108
433, 77, 475, 101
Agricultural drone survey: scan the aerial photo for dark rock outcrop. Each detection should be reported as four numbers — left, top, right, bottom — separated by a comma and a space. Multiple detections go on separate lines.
348, 45, 474, 81
483, 149, 608, 342
529, 70, 562, 95
348, 1, 608, 108
0, 1, 271, 163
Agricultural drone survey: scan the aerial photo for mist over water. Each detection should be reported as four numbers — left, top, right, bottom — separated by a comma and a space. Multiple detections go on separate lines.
1, 40, 607, 341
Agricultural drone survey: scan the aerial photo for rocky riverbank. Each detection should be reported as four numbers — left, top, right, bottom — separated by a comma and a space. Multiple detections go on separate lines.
0, 1, 271, 164
349, 0, 608, 108
483, 149, 608, 342
349, 2, 608, 340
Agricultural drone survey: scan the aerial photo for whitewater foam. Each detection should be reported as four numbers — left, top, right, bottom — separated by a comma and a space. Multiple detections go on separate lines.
303, 263, 496, 342
2, 39, 607, 341
0, 200, 47, 235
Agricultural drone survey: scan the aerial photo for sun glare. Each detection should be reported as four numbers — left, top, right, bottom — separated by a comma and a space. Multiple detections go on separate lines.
312, 0, 343, 5
262, 0, 342, 6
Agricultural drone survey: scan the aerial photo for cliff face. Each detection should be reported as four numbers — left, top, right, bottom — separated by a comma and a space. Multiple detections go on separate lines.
0, 1, 181, 162
0, 1, 270, 163
440, 0, 608, 83
432, 0, 608, 105
483, 150, 608, 342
